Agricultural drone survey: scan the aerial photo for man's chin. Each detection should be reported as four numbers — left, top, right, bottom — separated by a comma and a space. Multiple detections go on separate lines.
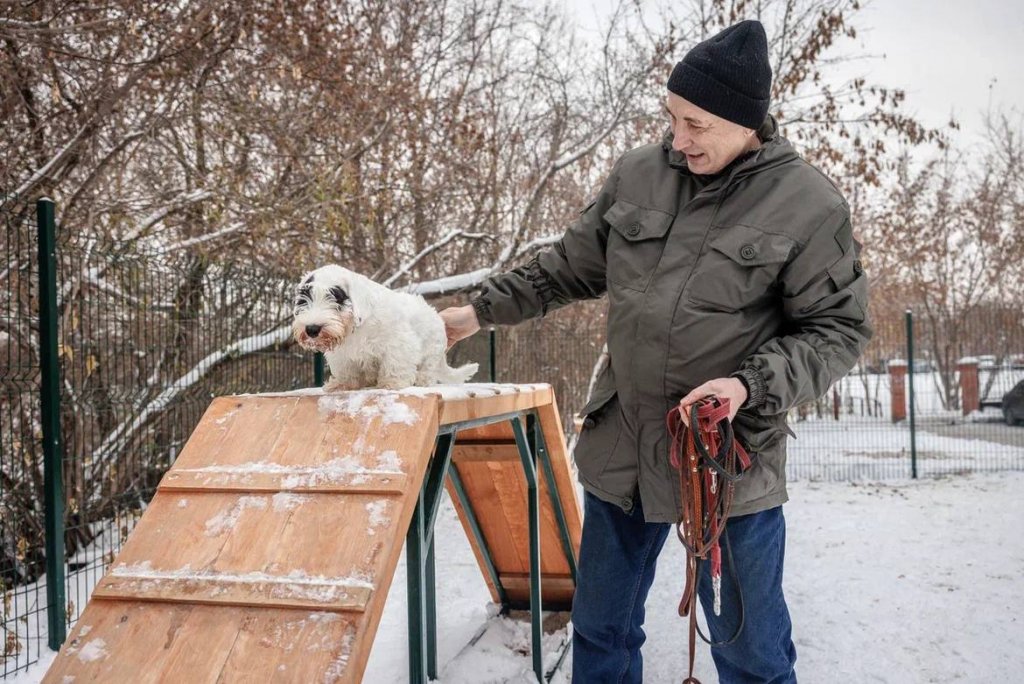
687, 155, 712, 173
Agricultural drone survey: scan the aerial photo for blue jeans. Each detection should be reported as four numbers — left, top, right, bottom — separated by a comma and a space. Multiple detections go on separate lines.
571, 491, 797, 683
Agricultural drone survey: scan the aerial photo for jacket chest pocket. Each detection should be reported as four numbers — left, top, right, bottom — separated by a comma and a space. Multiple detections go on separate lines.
687, 224, 796, 312
603, 199, 674, 292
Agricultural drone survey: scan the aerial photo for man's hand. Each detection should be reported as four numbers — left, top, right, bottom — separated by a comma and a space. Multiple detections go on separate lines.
678, 377, 748, 422
439, 304, 481, 350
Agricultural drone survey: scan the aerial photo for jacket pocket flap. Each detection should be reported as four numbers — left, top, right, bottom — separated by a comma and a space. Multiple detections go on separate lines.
708, 225, 795, 266
603, 199, 673, 242
577, 387, 618, 418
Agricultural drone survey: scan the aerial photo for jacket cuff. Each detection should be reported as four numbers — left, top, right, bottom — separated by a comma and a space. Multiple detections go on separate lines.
731, 367, 767, 410
470, 295, 494, 325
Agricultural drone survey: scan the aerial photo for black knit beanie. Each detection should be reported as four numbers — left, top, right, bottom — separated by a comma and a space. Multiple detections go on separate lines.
667, 20, 772, 129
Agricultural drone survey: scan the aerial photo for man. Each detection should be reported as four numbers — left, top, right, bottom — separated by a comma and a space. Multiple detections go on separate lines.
441, 19, 870, 683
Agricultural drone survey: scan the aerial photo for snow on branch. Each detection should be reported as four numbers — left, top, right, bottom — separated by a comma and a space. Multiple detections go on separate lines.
85, 324, 292, 504
513, 233, 560, 259
158, 221, 245, 253
3, 120, 93, 205
383, 229, 493, 288
123, 189, 215, 243
403, 268, 493, 297
493, 114, 624, 268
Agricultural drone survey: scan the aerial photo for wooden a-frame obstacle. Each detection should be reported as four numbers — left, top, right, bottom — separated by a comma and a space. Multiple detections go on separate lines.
43, 383, 581, 683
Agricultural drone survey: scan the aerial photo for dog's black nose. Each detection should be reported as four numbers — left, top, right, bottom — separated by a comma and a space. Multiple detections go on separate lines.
305, 324, 322, 337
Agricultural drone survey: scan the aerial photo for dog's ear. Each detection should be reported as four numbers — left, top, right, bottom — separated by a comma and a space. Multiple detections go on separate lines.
340, 275, 367, 327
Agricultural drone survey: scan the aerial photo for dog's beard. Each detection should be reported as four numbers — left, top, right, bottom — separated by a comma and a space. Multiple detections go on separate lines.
292, 310, 356, 353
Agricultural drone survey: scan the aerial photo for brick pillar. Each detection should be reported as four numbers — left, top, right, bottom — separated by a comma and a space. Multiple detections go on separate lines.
889, 359, 908, 423
958, 357, 980, 416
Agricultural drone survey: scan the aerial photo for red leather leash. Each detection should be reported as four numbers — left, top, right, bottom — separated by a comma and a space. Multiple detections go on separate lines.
666, 397, 754, 684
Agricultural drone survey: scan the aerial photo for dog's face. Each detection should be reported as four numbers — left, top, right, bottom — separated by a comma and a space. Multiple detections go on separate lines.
291, 266, 361, 352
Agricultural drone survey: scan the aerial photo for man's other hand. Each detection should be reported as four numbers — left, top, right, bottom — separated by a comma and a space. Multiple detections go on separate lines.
439, 305, 481, 350
678, 377, 748, 422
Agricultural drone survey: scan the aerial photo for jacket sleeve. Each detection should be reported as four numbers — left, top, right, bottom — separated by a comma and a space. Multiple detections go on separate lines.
470, 162, 620, 325
732, 201, 873, 415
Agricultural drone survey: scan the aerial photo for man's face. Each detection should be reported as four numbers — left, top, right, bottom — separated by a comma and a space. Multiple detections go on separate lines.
665, 92, 759, 175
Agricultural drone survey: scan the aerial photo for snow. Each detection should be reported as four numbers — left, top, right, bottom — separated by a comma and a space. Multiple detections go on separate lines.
73, 639, 107, 663
107, 563, 376, 604
317, 393, 420, 425
7, 474, 1023, 683
404, 268, 493, 296
203, 495, 268, 536
271, 492, 311, 512
787, 417, 1024, 480
178, 453, 407, 489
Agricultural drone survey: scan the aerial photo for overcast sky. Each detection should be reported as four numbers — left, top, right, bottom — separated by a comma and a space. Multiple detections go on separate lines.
563, 0, 1024, 147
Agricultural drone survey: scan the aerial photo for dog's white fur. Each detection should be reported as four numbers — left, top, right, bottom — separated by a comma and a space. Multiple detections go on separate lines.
292, 265, 478, 390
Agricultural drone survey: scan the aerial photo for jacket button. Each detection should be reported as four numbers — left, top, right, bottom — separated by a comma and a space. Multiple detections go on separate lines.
627, 222, 641, 236
621, 497, 634, 511
583, 416, 596, 429
740, 244, 757, 260
853, 259, 864, 275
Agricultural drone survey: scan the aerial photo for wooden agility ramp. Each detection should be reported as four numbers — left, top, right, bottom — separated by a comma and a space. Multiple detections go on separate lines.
43, 383, 581, 683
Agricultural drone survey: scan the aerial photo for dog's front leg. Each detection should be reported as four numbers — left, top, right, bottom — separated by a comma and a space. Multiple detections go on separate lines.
324, 358, 364, 392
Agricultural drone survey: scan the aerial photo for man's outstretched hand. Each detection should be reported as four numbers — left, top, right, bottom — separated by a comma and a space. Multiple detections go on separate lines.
439, 304, 481, 350
678, 377, 748, 422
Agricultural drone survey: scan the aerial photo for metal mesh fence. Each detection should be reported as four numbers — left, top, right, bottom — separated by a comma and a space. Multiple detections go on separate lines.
457, 304, 1024, 483
2, 197, 1023, 676
2, 201, 315, 676
1, 203, 49, 675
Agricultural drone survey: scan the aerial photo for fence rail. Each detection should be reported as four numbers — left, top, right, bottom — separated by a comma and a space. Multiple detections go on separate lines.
3, 199, 1023, 676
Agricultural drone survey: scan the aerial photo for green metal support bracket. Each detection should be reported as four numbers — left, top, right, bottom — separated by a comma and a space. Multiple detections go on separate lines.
527, 412, 578, 583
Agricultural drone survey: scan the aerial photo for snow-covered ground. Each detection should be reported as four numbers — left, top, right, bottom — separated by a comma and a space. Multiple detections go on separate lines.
837, 367, 1024, 418
787, 414, 1024, 480
8, 472, 1023, 683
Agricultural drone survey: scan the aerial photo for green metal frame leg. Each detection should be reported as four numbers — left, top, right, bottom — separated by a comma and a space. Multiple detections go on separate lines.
511, 417, 543, 681
408, 432, 456, 682
406, 495, 428, 683
426, 540, 438, 678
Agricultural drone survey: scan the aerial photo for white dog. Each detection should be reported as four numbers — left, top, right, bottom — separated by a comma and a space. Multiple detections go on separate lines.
291, 265, 478, 391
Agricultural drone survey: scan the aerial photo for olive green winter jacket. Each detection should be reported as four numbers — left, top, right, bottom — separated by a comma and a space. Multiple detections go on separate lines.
470, 116, 872, 523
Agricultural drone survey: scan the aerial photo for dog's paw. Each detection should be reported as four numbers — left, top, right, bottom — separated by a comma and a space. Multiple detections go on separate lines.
375, 377, 416, 391
324, 378, 361, 392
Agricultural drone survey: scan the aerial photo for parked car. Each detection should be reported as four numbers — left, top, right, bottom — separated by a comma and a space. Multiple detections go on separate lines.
1004, 379, 1024, 426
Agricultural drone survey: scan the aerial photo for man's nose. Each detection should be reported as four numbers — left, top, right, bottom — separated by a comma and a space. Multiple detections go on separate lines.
673, 127, 690, 152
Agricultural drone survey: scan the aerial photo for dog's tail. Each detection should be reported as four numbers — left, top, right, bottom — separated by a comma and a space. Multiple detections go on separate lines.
441, 362, 479, 384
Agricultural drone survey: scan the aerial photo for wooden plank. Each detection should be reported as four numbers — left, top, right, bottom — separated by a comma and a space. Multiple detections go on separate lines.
44, 385, 582, 684
46, 391, 442, 684
92, 573, 372, 613
451, 441, 519, 463
443, 391, 583, 606
499, 573, 575, 594
437, 384, 553, 426
43, 600, 362, 684
159, 469, 408, 494
535, 397, 583, 552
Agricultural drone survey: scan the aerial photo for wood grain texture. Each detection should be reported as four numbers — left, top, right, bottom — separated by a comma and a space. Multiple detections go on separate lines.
43, 385, 580, 683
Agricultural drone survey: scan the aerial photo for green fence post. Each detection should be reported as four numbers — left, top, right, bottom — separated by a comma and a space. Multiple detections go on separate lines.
37, 197, 67, 649
905, 309, 918, 479
489, 328, 496, 383
313, 351, 325, 387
